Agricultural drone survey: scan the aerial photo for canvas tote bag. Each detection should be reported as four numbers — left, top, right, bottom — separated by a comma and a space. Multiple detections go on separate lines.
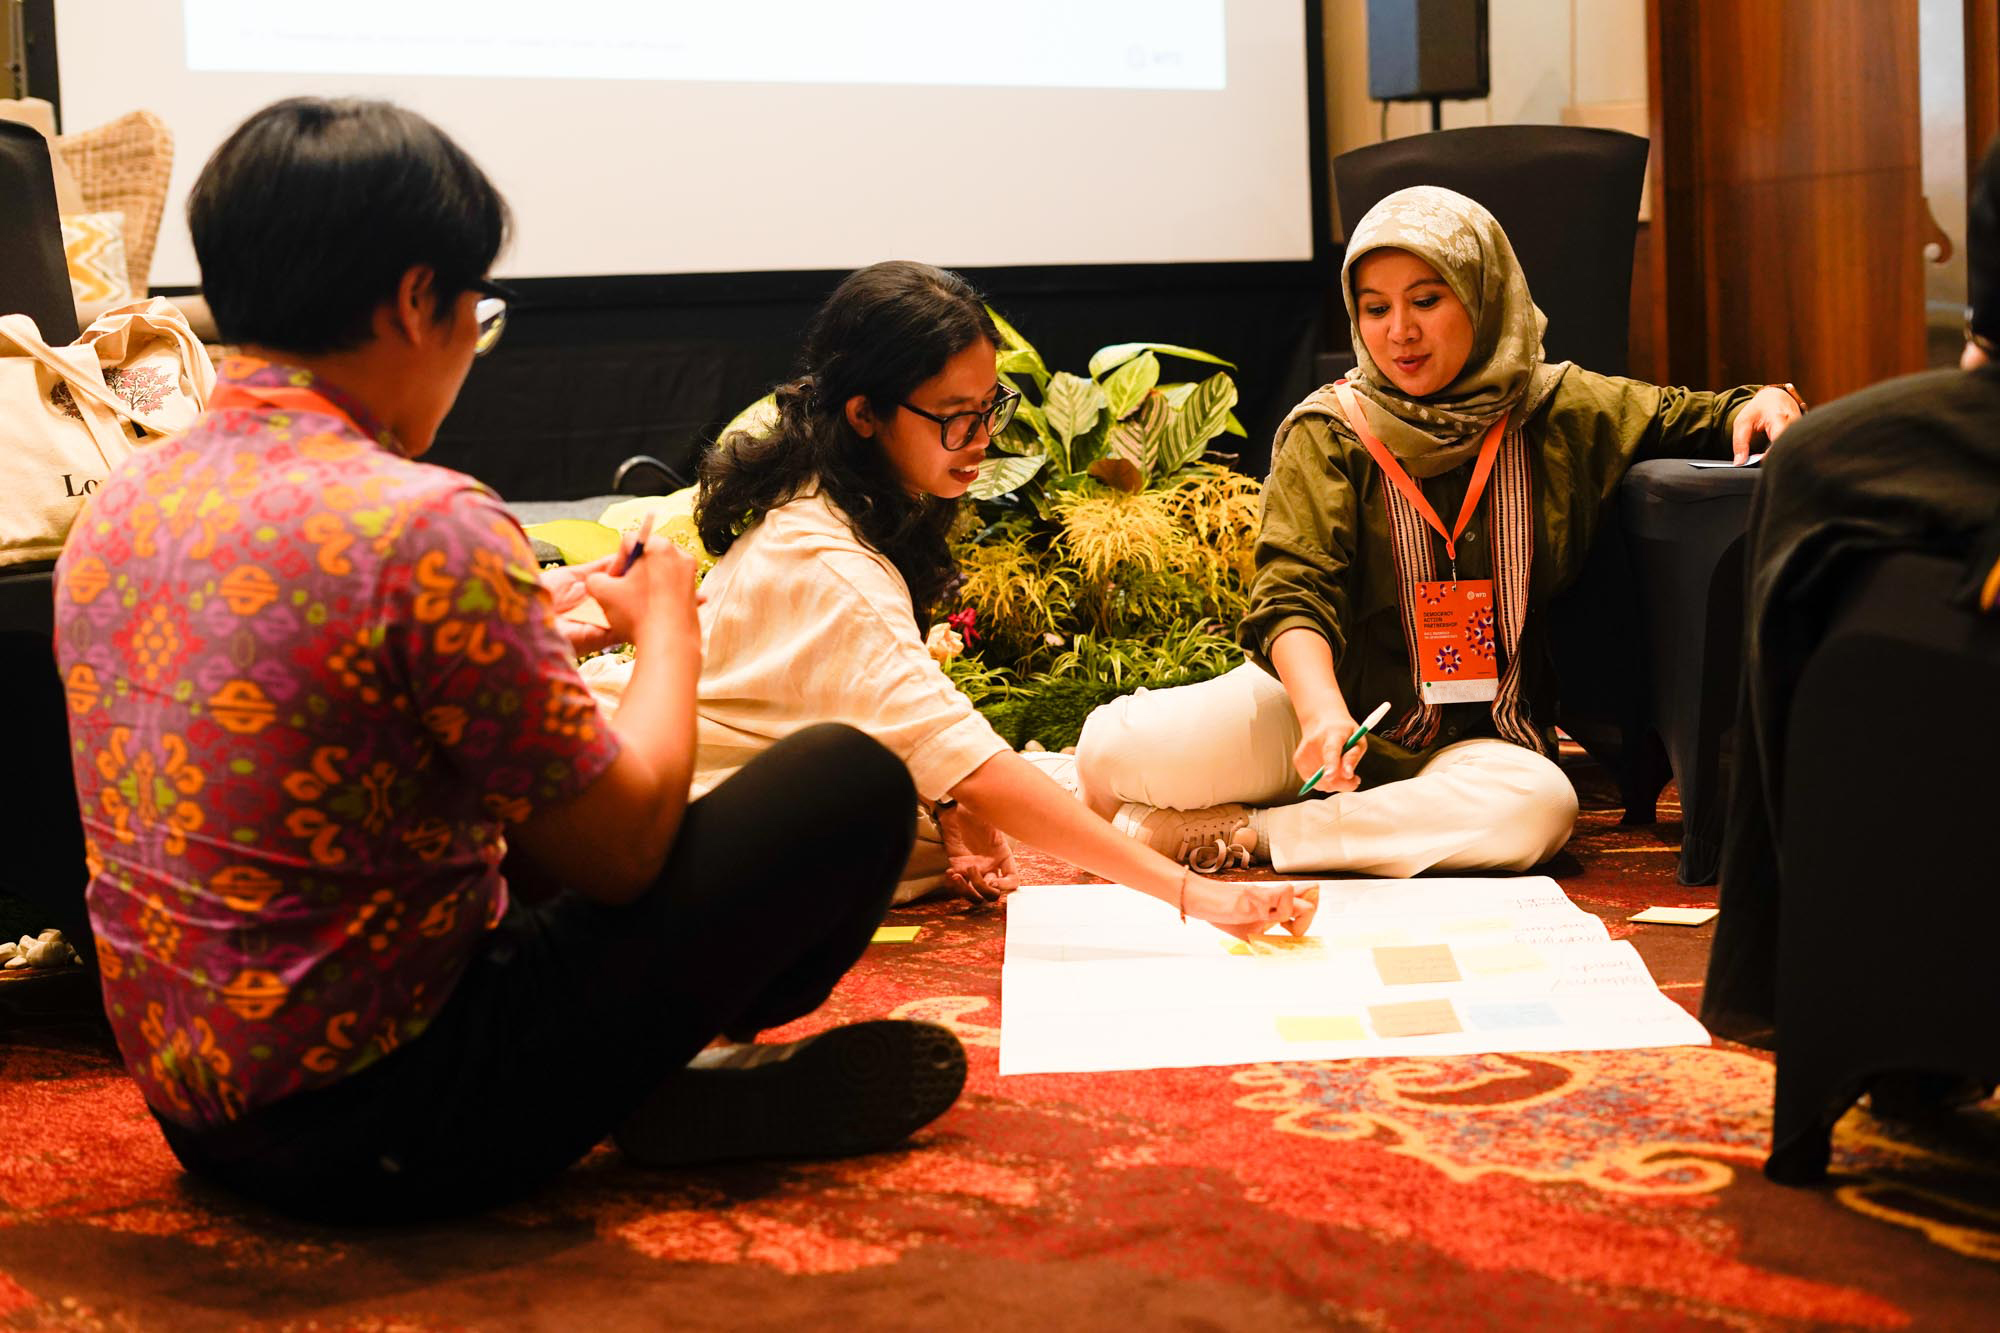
0, 296, 215, 567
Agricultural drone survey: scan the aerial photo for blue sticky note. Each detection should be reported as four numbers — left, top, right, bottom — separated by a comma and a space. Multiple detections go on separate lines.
1464, 1001, 1562, 1030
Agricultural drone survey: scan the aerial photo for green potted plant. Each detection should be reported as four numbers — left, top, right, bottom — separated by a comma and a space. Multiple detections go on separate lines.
938, 311, 1260, 748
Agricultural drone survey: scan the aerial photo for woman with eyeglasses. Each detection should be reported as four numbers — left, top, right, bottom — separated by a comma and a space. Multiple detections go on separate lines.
691, 260, 1317, 936
51, 99, 970, 1223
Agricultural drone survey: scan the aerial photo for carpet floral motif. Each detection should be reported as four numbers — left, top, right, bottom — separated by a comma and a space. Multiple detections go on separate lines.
1234, 1049, 1772, 1195
3, 797, 1997, 1330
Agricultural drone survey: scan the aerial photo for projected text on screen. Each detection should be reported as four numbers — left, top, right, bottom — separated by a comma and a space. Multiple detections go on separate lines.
184, 0, 1227, 91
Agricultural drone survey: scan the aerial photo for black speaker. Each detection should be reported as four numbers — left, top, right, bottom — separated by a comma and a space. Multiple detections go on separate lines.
1366, 0, 1489, 103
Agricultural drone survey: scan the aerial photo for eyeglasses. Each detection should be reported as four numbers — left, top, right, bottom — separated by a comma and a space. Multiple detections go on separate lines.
898, 384, 1021, 452
473, 278, 516, 356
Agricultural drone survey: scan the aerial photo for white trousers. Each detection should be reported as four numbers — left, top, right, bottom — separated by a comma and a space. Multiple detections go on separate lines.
1074, 663, 1578, 877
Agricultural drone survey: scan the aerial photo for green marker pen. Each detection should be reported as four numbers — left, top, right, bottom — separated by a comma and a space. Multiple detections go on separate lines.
1297, 701, 1392, 795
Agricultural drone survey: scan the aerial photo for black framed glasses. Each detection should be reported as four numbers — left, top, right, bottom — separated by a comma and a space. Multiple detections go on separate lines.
472, 278, 517, 356
899, 384, 1021, 452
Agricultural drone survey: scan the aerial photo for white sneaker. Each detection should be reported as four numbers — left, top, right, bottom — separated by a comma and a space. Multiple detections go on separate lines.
1111, 802, 1259, 872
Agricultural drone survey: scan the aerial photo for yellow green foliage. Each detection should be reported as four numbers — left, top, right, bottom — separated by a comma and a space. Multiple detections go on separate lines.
1050, 487, 1178, 583
955, 529, 1074, 650
1163, 467, 1263, 585
949, 469, 1263, 691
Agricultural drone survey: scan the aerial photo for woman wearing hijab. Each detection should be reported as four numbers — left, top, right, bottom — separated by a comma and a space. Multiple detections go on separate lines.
1074, 185, 1802, 877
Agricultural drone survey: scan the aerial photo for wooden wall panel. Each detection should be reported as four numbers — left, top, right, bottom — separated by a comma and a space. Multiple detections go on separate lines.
1649, 0, 1925, 400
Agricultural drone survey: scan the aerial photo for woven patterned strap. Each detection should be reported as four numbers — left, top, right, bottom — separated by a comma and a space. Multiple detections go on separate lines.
1378, 423, 1544, 755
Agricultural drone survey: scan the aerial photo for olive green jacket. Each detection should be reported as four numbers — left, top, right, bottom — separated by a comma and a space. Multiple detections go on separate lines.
1240, 368, 1760, 783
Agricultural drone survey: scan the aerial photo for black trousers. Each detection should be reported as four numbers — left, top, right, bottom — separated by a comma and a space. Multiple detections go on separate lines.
156, 724, 915, 1223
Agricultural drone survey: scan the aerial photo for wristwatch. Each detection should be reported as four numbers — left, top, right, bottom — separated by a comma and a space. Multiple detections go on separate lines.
929, 795, 959, 824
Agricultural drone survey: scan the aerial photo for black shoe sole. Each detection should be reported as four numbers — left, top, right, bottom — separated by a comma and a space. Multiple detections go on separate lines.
615, 1020, 967, 1167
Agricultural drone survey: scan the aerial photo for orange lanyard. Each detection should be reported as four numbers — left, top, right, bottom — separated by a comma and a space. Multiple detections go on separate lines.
208, 382, 372, 442
1332, 379, 1506, 569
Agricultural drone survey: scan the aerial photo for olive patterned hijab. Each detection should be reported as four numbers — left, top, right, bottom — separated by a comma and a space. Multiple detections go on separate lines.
1335, 185, 1568, 479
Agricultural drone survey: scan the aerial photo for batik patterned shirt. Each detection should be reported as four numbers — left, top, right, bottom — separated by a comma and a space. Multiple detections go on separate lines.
53, 358, 619, 1128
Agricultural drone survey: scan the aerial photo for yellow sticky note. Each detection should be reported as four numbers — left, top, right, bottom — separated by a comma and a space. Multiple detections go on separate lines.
1373, 943, 1462, 985
1368, 998, 1462, 1038
871, 925, 922, 943
1457, 942, 1547, 976
1225, 935, 1326, 957
1628, 906, 1719, 926
1276, 1014, 1367, 1043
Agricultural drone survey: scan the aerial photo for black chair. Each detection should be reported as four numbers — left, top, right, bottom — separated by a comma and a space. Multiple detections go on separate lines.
1332, 125, 1748, 880
1765, 551, 2000, 1183
0, 118, 81, 343
1332, 125, 1647, 376
1620, 462, 1758, 883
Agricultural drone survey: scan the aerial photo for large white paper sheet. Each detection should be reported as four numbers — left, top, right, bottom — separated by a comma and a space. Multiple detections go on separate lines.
998, 877, 1710, 1076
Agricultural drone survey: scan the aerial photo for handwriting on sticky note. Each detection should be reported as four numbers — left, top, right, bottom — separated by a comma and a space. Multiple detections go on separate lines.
871, 925, 922, 943
1627, 906, 1719, 926
1372, 944, 1462, 986
1276, 1014, 1366, 1043
1368, 998, 1462, 1038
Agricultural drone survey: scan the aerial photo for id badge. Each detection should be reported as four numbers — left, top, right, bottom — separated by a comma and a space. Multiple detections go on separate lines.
1415, 580, 1499, 704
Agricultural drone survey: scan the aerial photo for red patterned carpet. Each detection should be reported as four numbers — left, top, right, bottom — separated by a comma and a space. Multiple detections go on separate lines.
3, 777, 1998, 1332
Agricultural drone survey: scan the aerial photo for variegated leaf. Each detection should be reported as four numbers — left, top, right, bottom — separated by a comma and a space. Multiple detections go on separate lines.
1087, 341, 1237, 378
1043, 372, 1105, 448
1151, 372, 1239, 474
1222, 409, 1247, 438
1100, 350, 1160, 420
991, 418, 1040, 455
967, 452, 1047, 500
985, 303, 1033, 350
1106, 391, 1171, 470
997, 346, 1048, 390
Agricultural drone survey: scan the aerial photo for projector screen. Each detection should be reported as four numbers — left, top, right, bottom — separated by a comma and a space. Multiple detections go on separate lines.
52, 0, 1316, 287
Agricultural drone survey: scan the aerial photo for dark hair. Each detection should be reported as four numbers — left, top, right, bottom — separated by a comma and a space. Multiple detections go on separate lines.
189, 98, 510, 353
696, 260, 999, 625
1971, 136, 2000, 345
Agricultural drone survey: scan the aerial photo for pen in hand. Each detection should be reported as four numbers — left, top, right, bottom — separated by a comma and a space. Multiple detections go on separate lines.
1298, 700, 1392, 795
615, 514, 655, 576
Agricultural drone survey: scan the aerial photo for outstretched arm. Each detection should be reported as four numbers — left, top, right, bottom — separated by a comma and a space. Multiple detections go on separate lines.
950, 750, 1317, 941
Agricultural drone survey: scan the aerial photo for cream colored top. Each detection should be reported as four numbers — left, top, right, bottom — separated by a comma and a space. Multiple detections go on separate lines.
688, 490, 1009, 801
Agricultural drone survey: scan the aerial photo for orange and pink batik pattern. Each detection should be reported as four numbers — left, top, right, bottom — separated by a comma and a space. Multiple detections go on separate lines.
52, 359, 619, 1129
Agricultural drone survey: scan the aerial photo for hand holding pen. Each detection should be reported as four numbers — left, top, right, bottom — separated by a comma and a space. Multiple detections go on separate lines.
1298, 700, 1390, 796
582, 512, 702, 652
616, 513, 655, 575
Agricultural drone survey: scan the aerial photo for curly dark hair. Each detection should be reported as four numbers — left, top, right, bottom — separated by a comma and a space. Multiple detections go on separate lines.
696, 261, 999, 626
